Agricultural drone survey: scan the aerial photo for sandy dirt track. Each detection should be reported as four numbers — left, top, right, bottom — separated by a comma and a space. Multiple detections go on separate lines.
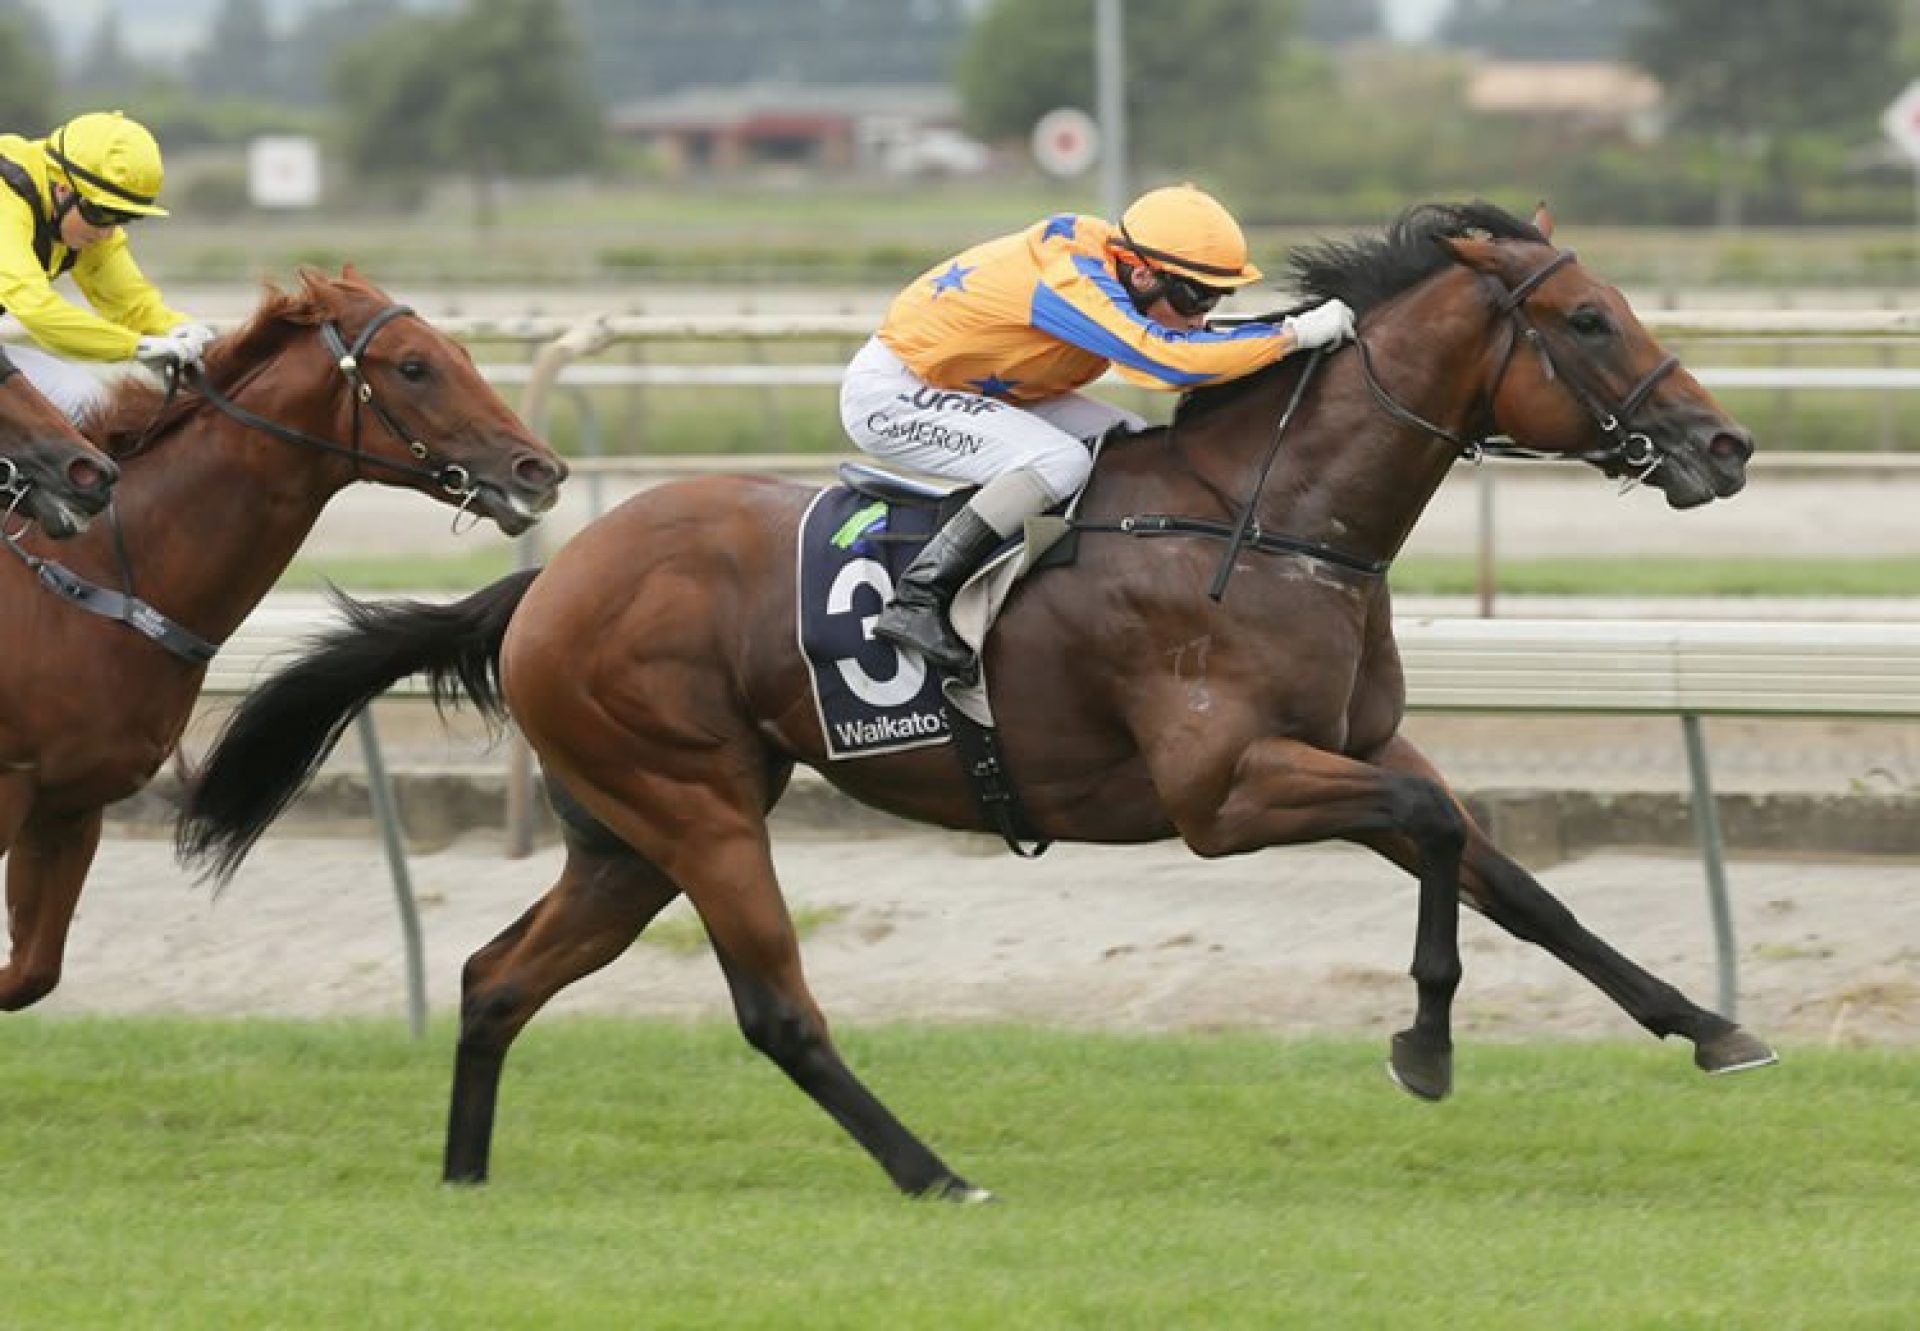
42, 829, 1920, 1051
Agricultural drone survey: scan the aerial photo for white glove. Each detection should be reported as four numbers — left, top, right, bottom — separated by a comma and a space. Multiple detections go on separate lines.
134, 333, 202, 371
1282, 298, 1356, 351
168, 321, 220, 356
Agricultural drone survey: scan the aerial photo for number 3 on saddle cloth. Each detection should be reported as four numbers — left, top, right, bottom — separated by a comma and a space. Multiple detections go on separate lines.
796, 463, 1066, 764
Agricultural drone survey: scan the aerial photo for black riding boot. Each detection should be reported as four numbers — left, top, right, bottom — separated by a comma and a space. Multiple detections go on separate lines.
874, 507, 1002, 680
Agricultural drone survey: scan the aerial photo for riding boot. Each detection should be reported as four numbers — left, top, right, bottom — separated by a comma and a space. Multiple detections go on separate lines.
874, 506, 1003, 681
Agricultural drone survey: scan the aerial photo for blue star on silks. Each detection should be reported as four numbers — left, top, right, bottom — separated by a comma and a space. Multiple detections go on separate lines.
930, 261, 973, 298
967, 373, 1020, 398
1041, 214, 1078, 242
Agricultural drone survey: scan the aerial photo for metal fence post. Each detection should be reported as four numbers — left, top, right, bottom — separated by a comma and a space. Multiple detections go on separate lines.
356, 710, 427, 1037
1681, 713, 1739, 1019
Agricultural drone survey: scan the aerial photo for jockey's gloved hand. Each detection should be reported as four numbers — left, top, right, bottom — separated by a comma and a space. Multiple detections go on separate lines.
168, 322, 220, 357
1283, 298, 1357, 351
134, 333, 202, 371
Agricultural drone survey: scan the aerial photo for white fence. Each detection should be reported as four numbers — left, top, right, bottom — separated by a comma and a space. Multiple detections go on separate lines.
203, 611, 1920, 1029
128, 309, 1920, 1026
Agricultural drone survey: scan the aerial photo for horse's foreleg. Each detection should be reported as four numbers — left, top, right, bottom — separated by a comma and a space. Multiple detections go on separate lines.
0, 805, 104, 1011
1167, 736, 1466, 1101
445, 840, 679, 1184
1361, 734, 1776, 1074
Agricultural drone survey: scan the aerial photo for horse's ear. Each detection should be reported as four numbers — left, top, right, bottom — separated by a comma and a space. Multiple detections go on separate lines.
1532, 200, 1555, 240
1438, 235, 1501, 275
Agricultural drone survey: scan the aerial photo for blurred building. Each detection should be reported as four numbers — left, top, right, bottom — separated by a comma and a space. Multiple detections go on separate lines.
608, 83, 987, 177
1466, 59, 1663, 139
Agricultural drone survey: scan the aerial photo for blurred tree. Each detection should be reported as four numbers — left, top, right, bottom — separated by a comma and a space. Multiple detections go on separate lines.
1632, 0, 1904, 138
955, 0, 1291, 174
186, 0, 286, 104
438, 0, 604, 225
332, 11, 459, 194
332, 0, 602, 225
1629, 0, 1905, 224
0, 9, 52, 129
280, 0, 410, 106
71, 8, 152, 99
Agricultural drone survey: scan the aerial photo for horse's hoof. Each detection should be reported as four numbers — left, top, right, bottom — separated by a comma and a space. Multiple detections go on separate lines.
1387, 1030, 1453, 1102
922, 1177, 996, 1204
1694, 1026, 1779, 1075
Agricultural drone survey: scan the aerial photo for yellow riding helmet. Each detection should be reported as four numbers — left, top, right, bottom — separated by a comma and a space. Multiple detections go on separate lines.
44, 110, 170, 218
1119, 184, 1260, 288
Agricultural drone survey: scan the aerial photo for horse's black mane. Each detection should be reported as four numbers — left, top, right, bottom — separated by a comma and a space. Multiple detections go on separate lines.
1171, 200, 1545, 428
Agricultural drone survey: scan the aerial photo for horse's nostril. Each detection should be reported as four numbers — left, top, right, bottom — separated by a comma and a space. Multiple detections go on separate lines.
1709, 431, 1754, 465
515, 453, 568, 490
67, 455, 117, 493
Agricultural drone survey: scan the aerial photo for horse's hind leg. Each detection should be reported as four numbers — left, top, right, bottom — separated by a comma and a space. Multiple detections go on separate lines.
573, 756, 984, 1199
451, 775, 983, 1201
445, 835, 679, 1183
1363, 735, 1776, 1074
684, 823, 988, 1201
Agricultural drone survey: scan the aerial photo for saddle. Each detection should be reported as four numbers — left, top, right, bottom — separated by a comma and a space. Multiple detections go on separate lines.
808, 462, 1069, 855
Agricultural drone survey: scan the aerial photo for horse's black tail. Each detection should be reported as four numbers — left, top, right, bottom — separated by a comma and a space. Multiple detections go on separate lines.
176, 568, 541, 885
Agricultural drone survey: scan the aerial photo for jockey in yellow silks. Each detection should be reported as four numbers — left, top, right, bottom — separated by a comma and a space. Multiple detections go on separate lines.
839, 182, 1355, 681
0, 110, 216, 422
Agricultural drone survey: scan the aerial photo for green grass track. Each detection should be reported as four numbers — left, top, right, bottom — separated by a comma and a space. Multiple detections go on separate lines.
3, 1020, 1914, 1328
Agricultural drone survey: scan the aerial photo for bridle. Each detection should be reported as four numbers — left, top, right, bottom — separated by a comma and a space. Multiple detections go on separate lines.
1076, 244, 1684, 596
1354, 248, 1680, 489
183, 301, 480, 515
0, 300, 490, 665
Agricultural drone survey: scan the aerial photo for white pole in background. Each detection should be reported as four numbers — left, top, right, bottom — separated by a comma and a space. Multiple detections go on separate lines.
1095, 0, 1128, 221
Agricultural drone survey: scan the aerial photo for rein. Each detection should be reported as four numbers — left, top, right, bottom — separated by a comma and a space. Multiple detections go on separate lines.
1073, 244, 1683, 598
0, 301, 469, 665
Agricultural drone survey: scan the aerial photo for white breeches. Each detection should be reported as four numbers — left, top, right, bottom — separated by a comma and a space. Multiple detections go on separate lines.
6, 342, 115, 425
839, 336, 1146, 506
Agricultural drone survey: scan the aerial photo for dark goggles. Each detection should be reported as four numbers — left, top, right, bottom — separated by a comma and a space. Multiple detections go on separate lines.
1161, 272, 1226, 318
74, 196, 142, 228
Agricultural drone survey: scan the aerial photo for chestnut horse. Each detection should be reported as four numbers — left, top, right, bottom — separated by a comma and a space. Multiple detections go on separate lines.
0, 344, 118, 537
0, 269, 566, 1010
180, 204, 1770, 1201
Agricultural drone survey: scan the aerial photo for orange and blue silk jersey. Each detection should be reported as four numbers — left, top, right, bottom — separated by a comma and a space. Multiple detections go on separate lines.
877, 213, 1292, 405
0, 134, 186, 361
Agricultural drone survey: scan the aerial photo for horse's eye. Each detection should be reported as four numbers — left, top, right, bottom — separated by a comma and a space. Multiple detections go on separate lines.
397, 359, 429, 382
1568, 308, 1612, 338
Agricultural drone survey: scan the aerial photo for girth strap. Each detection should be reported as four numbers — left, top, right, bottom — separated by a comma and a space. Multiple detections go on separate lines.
942, 687, 1050, 858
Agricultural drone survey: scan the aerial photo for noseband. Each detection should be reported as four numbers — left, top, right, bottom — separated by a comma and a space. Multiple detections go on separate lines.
1355, 248, 1680, 483
185, 302, 477, 504
0, 302, 489, 667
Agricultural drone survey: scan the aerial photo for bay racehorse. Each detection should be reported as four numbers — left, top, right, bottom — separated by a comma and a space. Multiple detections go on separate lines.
0, 269, 565, 1010
179, 204, 1770, 1201
0, 344, 118, 537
